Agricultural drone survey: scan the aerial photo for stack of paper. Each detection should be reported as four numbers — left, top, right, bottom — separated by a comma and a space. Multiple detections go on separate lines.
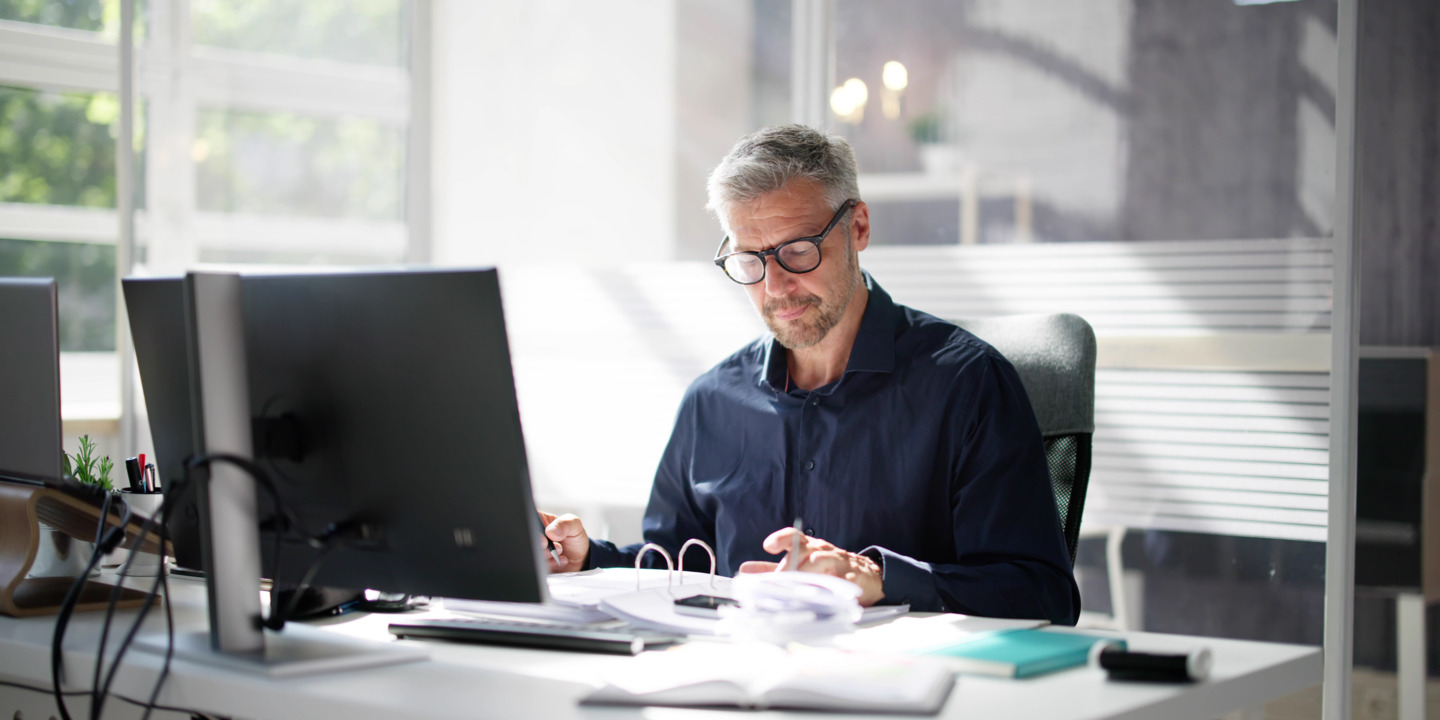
446, 568, 908, 637
445, 568, 728, 625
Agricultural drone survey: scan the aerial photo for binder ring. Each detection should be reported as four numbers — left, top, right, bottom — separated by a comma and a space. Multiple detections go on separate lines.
677, 538, 718, 589
634, 542, 674, 590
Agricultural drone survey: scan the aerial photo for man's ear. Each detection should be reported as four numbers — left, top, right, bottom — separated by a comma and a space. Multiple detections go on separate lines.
851, 200, 871, 252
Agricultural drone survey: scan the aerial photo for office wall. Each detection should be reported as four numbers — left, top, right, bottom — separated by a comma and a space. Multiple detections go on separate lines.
673, 2, 755, 261
429, 0, 678, 267
430, 0, 756, 267
427, 0, 756, 535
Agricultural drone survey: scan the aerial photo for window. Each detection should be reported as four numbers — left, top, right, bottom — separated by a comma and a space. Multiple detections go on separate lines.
0, 84, 133, 350
0, 0, 424, 422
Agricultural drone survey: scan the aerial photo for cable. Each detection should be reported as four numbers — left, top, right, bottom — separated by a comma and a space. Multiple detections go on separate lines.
140, 540, 176, 720
49, 533, 105, 720
183, 453, 323, 545
91, 496, 139, 720
47, 451, 349, 720
50, 493, 129, 720
181, 452, 344, 631
92, 491, 113, 547
96, 480, 191, 720
266, 529, 350, 630
91, 493, 163, 720
48, 481, 180, 720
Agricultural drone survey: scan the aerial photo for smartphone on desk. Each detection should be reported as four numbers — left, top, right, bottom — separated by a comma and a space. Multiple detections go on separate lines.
673, 594, 739, 617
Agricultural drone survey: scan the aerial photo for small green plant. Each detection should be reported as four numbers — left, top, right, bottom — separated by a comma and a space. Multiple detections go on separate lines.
62, 434, 115, 491
907, 107, 962, 146
908, 110, 945, 145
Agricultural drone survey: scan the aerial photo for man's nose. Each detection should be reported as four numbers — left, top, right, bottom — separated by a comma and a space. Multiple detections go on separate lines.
762, 257, 795, 296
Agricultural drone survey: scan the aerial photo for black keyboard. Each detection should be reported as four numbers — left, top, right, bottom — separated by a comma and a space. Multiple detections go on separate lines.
387, 616, 684, 655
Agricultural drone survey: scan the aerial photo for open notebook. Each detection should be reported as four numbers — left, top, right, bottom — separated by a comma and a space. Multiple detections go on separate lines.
582, 642, 955, 714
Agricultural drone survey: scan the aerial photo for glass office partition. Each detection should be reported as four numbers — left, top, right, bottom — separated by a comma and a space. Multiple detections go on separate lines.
819, 0, 1339, 656
831, 0, 1336, 248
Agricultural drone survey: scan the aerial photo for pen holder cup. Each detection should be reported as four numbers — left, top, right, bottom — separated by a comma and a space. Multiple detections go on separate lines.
116, 491, 165, 577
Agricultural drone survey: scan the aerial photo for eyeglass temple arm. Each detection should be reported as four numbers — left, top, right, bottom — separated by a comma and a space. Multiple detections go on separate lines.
713, 236, 733, 263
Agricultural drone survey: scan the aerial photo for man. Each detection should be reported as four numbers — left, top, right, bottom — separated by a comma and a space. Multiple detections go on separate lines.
542, 125, 1079, 624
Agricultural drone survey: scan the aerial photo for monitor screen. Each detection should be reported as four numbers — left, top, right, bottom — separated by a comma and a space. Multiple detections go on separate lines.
0, 278, 62, 484
126, 269, 548, 604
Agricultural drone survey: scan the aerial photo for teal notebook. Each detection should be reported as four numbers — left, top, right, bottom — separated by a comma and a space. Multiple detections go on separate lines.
923, 629, 1124, 679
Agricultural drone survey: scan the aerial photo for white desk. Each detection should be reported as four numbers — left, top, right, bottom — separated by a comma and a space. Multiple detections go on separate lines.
0, 573, 1321, 720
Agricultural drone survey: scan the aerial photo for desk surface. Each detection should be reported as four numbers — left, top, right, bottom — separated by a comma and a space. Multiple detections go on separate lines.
0, 572, 1321, 720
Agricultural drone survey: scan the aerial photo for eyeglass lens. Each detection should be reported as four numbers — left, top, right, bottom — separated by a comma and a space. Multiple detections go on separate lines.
723, 241, 821, 284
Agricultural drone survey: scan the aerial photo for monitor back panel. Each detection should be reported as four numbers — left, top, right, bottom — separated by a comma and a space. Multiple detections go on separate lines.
0, 278, 62, 483
123, 276, 205, 569
240, 269, 546, 603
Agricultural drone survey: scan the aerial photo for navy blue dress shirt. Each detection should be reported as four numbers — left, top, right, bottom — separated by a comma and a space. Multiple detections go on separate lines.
586, 274, 1080, 624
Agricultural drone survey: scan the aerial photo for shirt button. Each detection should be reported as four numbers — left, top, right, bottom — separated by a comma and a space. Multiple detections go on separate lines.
805, 528, 815, 536
804, 460, 815, 470
810, 397, 820, 406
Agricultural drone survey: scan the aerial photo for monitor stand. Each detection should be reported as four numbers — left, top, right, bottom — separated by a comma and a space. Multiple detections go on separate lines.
134, 272, 426, 677
135, 624, 427, 678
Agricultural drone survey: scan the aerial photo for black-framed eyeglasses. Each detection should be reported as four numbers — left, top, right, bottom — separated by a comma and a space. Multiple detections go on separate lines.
712, 199, 857, 285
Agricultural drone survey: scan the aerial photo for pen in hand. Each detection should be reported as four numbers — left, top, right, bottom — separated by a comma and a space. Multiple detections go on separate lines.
541, 527, 563, 565
789, 518, 804, 572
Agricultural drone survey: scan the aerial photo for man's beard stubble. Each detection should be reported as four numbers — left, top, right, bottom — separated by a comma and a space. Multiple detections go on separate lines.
762, 248, 860, 350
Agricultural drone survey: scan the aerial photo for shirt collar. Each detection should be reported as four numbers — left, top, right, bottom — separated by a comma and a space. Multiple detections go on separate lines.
759, 271, 898, 391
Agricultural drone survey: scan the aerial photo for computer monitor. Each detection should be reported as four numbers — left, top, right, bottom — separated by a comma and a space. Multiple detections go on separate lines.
0, 277, 63, 485
127, 268, 550, 671
123, 277, 205, 569
236, 268, 548, 603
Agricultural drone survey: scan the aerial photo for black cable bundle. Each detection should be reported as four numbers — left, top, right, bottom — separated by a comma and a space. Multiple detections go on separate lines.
48, 482, 173, 720
47, 452, 352, 720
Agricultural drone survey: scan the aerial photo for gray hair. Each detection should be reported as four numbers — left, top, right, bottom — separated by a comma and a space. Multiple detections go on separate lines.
706, 125, 860, 230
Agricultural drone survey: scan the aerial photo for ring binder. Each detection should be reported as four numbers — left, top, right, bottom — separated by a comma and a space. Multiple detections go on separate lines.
678, 539, 718, 589
633, 540, 720, 594
634, 543, 674, 591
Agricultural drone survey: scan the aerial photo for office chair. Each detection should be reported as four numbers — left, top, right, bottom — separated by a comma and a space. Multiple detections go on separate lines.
957, 314, 1097, 566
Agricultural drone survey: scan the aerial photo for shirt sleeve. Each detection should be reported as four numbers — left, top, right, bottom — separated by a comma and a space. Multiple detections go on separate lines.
861, 354, 1081, 625
583, 391, 717, 573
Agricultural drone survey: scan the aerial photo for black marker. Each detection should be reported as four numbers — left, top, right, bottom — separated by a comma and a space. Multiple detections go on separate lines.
1094, 646, 1212, 683
124, 457, 143, 492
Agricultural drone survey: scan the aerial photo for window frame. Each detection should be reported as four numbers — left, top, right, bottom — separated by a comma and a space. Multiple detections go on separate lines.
0, 0, 431, 431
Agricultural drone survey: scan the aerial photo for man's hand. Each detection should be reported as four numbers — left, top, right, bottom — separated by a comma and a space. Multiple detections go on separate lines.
737, 527, 885, 607
538, 511, 590, 573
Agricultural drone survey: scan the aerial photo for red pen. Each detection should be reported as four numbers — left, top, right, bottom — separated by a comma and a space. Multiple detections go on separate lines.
138, 453, 148, 491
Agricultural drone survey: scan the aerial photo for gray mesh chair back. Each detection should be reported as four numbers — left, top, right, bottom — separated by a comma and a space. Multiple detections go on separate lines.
957, 314, 1097, 566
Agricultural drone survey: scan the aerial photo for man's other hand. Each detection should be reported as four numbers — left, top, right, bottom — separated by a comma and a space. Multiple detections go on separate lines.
737, 527, 885, 607
538, 511, 590, 573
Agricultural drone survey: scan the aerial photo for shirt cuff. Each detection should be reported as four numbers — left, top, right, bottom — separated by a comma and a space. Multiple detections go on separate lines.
584, 538, 623, 570
860, 545, 945, 613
